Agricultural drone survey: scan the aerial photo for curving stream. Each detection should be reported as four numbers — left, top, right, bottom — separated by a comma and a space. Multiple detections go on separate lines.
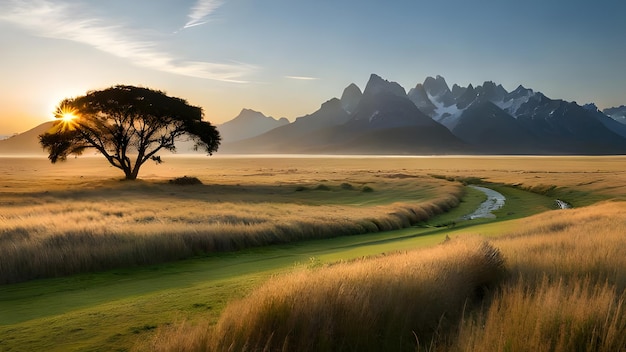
463, 185, 506, 220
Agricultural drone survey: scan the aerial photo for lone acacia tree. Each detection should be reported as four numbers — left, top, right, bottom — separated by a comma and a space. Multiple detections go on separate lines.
39, 85, 220, 180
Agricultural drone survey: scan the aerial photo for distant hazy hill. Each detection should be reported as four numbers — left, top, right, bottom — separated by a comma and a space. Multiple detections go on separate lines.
220, 98, 352, 153
217, 109, 289, 142
0, 121, 52, 155
604, 105, 626, 124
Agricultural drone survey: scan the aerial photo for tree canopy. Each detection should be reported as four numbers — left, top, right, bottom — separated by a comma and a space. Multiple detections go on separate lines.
39, 85, 220, 180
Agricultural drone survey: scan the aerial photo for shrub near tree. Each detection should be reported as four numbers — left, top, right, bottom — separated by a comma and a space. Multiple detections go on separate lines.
39, 85, 220, 180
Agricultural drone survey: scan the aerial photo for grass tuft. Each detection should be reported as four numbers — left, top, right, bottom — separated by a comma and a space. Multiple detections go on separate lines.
169, 176, 202, 185
314, 184, 331, 191
340, 182, 354, 190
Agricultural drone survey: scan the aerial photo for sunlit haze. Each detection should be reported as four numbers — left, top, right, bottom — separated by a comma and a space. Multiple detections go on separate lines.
1, 0, 625, 134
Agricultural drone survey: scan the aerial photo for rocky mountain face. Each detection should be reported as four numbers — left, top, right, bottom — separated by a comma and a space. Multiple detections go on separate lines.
340, 83, 363, 114
407, 84, 437, 116
409, 76, 626, 154
221, 73, 626, 155
222, 74, 469, 154
450, 101, 540, 153
337, 74, 468, 154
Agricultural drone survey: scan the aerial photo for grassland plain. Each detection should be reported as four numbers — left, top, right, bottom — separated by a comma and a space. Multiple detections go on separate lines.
2, 155, 626, 351
0, 156, 464, 284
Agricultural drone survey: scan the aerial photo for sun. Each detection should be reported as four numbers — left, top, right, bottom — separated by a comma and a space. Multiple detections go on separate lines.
54, 105, 80, 131
61, 112, 77, 122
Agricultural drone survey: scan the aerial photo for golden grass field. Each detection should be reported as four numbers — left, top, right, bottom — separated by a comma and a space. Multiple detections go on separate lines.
0, 156, 464, 284
2, 155, 626, 351
140, 202, 626, 352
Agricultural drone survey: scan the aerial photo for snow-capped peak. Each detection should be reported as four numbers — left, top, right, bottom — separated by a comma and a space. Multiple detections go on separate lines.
494, 85, 536, 117
423, 75, 454, 105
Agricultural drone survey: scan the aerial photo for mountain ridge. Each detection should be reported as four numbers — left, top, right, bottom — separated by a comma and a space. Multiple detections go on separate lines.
3, 74, 626, 156
220, 74, 626, 155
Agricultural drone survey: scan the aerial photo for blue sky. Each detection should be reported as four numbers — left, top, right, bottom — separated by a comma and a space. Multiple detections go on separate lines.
0, 0, 625, 134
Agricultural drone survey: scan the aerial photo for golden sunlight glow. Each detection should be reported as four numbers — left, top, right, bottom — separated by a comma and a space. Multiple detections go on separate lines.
54, 105, 80, 131
61, 112, 77, 122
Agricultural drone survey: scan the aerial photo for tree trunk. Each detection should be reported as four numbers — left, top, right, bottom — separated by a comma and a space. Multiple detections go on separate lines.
129, 158, 143, 180
120, 157, 142, 180
123, 170, 137, 180
129, 169, 140, 180
122, 165, 137, 180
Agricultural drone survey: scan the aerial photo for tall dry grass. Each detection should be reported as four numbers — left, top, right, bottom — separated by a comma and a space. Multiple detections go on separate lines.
453, 277, 626, 352
449, 201, 626, 352
147, 202, 626, 352
142, 237, 505, 352
492, 201, 626, 291
0, 167, 462, 284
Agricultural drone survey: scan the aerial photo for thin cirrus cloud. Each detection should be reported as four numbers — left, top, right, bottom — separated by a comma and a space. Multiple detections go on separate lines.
184, 0, 223, 29
285, 76, 319, 81
0, 0, 255, 83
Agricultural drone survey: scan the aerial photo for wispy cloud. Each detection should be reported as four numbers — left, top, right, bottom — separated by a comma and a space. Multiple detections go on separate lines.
0, 0, 255, 82
184, 0, 222, 29
285, 76, 319, 81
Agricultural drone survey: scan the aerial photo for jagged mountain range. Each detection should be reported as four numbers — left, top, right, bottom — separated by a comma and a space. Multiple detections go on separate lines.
221, 74, 469, 154
2, 74, 626, 155
221, 74, 626, 154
